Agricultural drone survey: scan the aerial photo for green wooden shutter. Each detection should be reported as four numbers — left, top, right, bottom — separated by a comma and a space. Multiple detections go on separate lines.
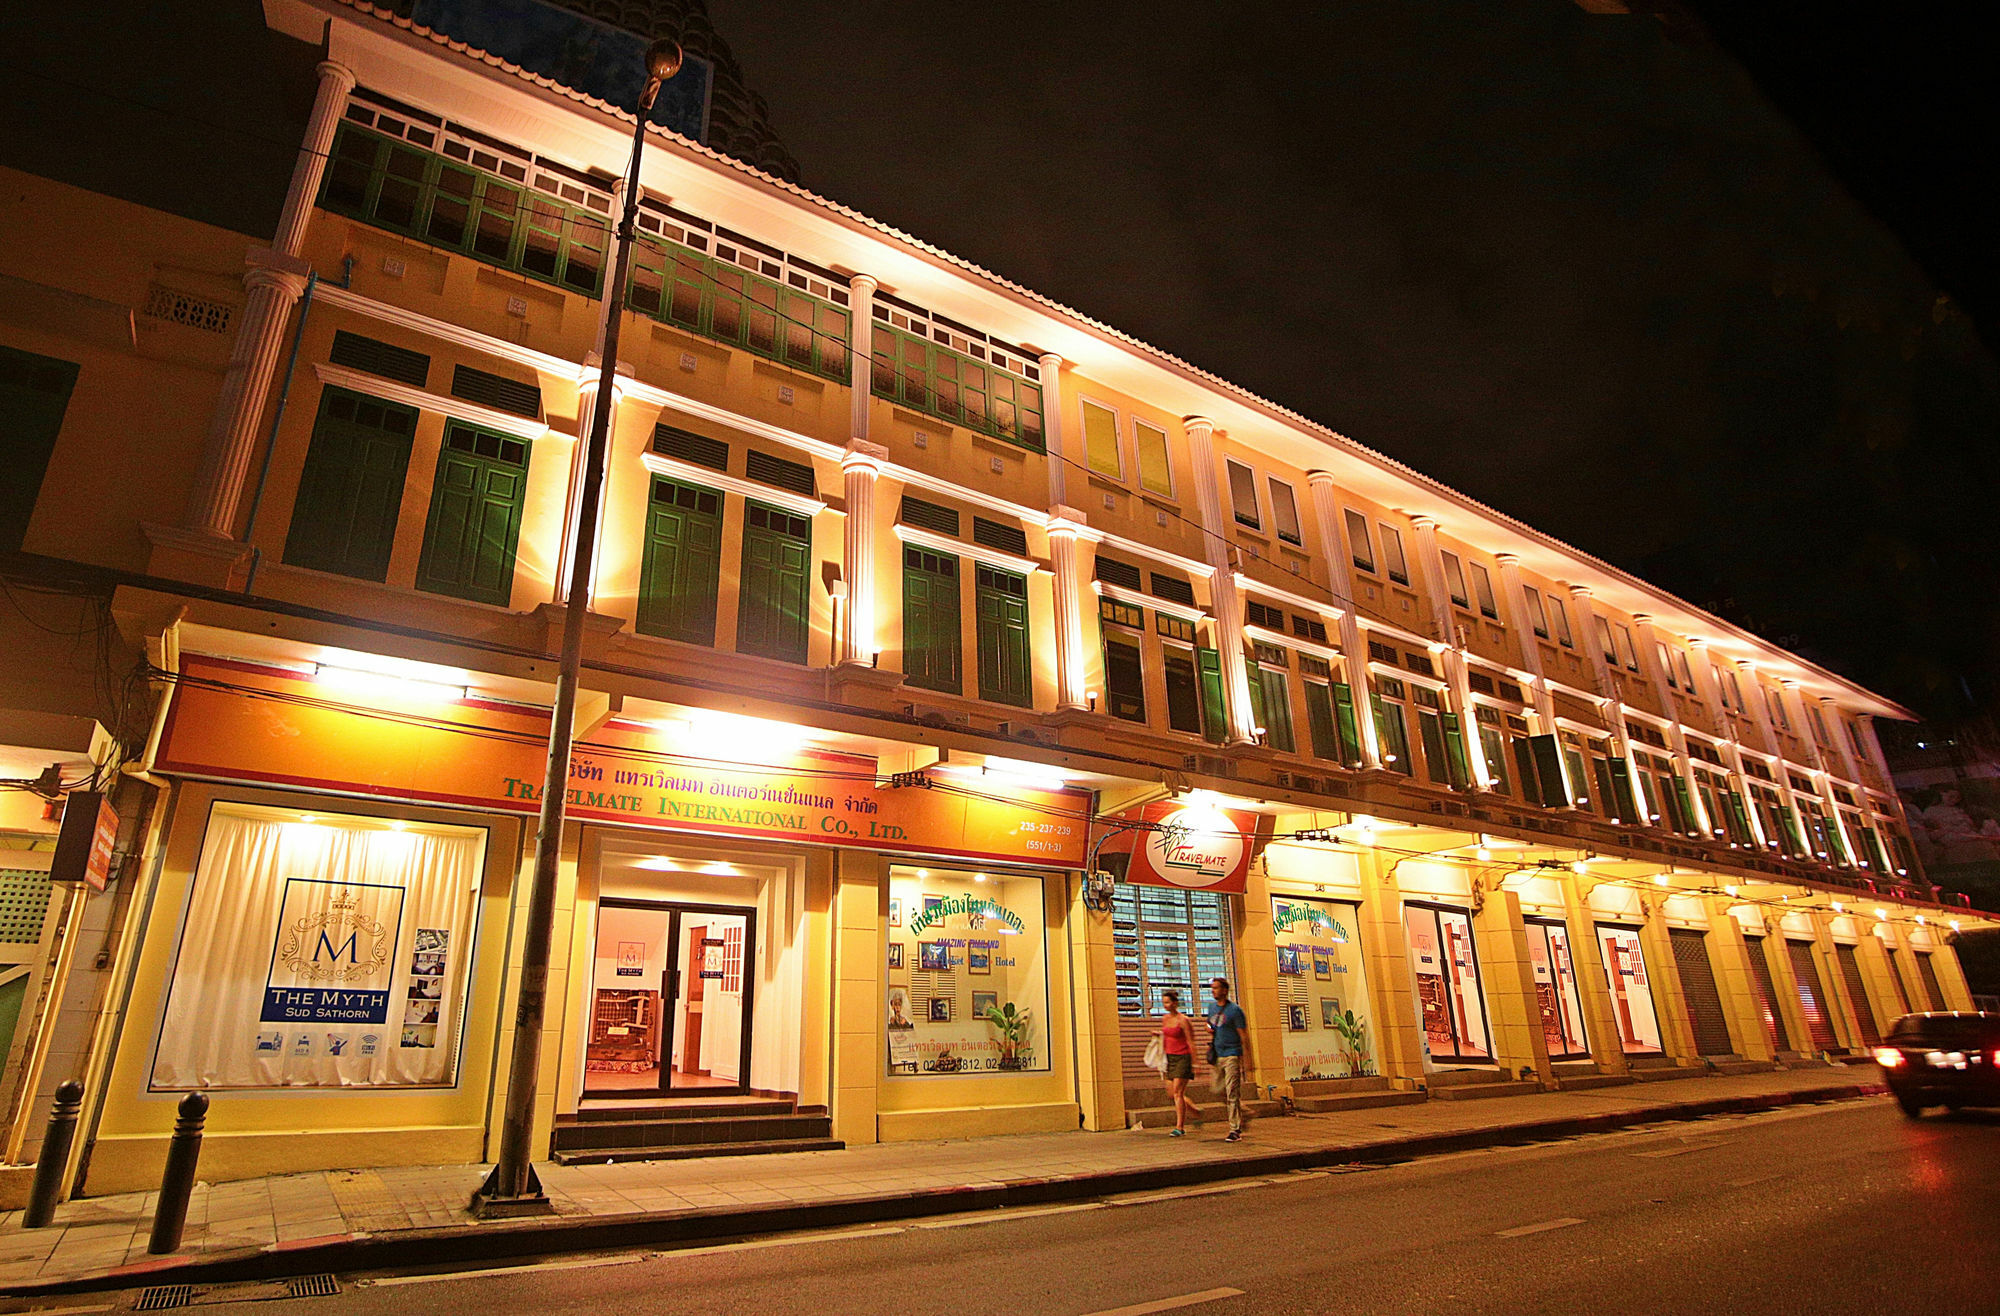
1163, 650, 1203, 734
1372, 695, 1413, 775
1304, 682, 1341, 762
1479, 726, 1511, 796
1197, 647, 1226, 744
1441, 712, 1471, 789
1528, 734, 1570, 806
284, 386, 416, 582
0, 344, 79, 553
975, 564, 1032, 707
1257, 666, 1295, 752
901, 545, 961, 693
1669, 777, 1696, 833
1607, 758, 1640, 824
1726, 791, 1755, 846
1513, 737, 1545, 807
636, 475, 723, 644
1564, 748, 1594, 812
1418, 710, 1452, 786
1331, 683, 1362, 766
737, 500, 812, 662
415, 422, 528, 605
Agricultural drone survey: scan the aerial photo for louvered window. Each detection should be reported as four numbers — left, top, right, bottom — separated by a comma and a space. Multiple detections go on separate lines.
898, 495, 959, 537
744, 448, 816, 497
1244, 600, 1284, 631
1094, 556, 1143, 591
450, 364, 541, 418
972, 516, 1028, 556
1291, 615, 1328, 644
329, 330, 430, 388
1367, 640, 1399, 666
1150, 573, 1195, 606
653, 423, 729, 472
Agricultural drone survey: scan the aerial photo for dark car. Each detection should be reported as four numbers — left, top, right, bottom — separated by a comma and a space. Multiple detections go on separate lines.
1874, 1012, 2000, 1117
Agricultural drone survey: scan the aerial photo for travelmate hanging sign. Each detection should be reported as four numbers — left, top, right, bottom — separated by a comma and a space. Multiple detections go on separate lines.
1097, 800, 1269, 895
157, 658, 1087, 868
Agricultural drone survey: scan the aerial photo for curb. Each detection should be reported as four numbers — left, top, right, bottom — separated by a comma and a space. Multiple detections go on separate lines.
2, 1081, 1885, 1297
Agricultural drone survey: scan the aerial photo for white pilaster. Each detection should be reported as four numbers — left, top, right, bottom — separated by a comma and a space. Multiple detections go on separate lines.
1185, 416, 1256, 745
1309, 472, 1379, 767
841, 441, 887, 665
848, 274, 877, 443
1495, 555, 1558, 730
273, 62, 357, 258
1047, 506, 1095, 711
1040, 353, 1067, 508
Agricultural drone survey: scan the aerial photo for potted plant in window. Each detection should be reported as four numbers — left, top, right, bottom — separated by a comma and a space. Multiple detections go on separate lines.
983, 1000, 1032, 1070
1330, 1009, 1372, 1077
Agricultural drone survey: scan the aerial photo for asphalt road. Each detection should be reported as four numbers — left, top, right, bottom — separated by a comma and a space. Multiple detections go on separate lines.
62, 1097, 2000, 1315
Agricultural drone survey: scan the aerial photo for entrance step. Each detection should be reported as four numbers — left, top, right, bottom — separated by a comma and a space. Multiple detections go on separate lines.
1288, 1076, 1392, 1098
1554, 1074, 1636, 1091
1628, 1063, 1703, 1081
1708, 1058, 1777, 1076
555, 1137, 845, 1166
1291, 1089, 1428, 1115
1129, 1099, 1284, 1129
1429, 1079, 1543, 1101
1830, 1052, 1876, 1066
553, 1094, 840, 1163
1425, 1067, 1509, 1089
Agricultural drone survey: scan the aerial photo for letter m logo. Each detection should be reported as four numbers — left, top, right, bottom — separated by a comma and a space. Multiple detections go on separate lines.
314, 929, 360, 964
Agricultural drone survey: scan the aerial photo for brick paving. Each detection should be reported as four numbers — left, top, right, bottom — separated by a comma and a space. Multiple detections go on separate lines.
0, 1065, 1882, 1290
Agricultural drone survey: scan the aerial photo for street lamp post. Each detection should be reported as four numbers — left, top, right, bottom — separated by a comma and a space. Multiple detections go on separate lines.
474, 36, 683, 1217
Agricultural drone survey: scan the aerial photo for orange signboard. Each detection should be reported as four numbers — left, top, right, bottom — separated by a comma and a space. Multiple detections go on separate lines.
1096, 801, 1268, 895
158, 657, 1087, 868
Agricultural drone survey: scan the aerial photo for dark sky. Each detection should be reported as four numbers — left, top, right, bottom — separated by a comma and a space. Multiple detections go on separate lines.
709, 0, 2000, 731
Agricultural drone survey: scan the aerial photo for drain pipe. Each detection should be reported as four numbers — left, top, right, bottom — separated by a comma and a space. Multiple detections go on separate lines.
241, 254, 353, 594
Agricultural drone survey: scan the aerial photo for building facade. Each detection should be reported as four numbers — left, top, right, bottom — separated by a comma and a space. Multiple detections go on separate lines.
0, 0, 1985, 1202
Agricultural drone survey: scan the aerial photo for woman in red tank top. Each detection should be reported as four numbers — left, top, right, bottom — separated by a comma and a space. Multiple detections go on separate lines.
1159, 990, 1199, 1136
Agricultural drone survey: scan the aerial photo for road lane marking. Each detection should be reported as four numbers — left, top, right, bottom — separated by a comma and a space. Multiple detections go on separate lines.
1081, 1287, 1247, 1316
1496, 1217, 1585, 1238
1633, 1139, 1728, 1158
916, 1203, 1105, 1228
364, 1251, 654, 1287
656, 1225, 907, 1257
1107, 1180, 1271, 1206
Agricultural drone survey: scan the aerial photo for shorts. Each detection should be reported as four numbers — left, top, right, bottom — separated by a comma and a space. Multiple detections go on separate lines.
1164, 1054, 1194, 1081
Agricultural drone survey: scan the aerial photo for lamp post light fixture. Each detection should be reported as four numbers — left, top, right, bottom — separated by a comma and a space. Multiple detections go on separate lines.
474, 37, 683, 1218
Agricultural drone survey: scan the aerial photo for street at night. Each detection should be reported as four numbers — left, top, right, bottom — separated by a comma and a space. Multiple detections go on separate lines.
47, 1096, 1985, 1316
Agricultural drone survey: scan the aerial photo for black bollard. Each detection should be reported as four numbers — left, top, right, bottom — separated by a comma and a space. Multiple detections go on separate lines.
147, 1091, 209, 1255
21, 1080, 85, 1229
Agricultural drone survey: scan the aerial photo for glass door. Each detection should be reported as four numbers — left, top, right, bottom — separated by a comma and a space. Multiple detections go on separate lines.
1596, 923, 1664, 1054
1403, 903, 1493, 1063
586, 900, 756, 1097
1525, 917, 1590, 1059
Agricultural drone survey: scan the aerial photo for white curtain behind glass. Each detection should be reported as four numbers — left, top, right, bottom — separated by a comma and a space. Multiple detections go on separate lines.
151, 808, 481, 1089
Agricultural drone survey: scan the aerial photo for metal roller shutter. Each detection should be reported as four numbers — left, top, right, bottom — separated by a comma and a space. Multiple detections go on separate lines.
1786, 939, 1840, 1051
1744, 937, 1794, 1052
1669, 928, 1735, 1057
1834, 943, 1880, 1046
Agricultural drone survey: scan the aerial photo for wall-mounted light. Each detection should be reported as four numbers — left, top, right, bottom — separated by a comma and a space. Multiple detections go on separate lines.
315, 661, 467, 702
1087, 690, 1099, 713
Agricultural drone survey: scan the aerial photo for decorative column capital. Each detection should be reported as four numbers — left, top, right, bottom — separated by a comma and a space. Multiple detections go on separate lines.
848, 272, 878, 295
242, 264, 309, 300
316, 60, 358, 98
1685, 636, 1708, 650
1494, 552, 1520, 567
841, 438, 888, 474
1306, 468, 1339, 489
1566, 583, 1594, 601
1182, 414, 1215, 436
1409, 514, 1438, 532
1037, 350, 1063, 371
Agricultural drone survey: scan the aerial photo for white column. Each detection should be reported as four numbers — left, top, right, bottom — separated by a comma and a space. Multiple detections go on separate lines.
1677, 638, 1722, 834
1047, 507, 1093, 711
1409, 517, 1456, 645
1781, 681, 1825, 771
1824, 696, 1867, 785
555, 358, 625, 604
1184, 416, 1256, 745
841, 441, 886, 666
1733, 661, 1783, 850
1309, 472, 1379, 767
1629, 614, 1687, 827
1565, 585, 1639, 814
184, 60, 353, 538
1495, 555, 1558, 730
1040, 352, 1067, 508
848, 274, 877, 443
1408, 517, 1487, 786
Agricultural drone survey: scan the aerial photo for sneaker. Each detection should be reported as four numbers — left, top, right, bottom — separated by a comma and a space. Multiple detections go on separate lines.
1168, 1128, 1186, 1138
1224, 1130, 1242, 1142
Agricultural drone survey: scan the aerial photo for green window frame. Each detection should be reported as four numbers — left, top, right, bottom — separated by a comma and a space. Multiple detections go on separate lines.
1511, 735, 1546, 807
1103, 633, 1147, 723
0, 344, 79, 553
737, 501, 813, 663
1163, 648, 1204, 734
284, 386, 416, 582
627, 236, 850, 381
1479, 725, 1511, 796
1606, 758, 1640, 824
414, 421, 529, 605
636, 474, 723, 645
1528, 734, 1571, 807
975, 563, 1033, 707
1303, 680, 1355, 765
871, 322, 1045, 451
320, 123, 607, 297
902, 544, 962, 694
1563, 745, 1593, 812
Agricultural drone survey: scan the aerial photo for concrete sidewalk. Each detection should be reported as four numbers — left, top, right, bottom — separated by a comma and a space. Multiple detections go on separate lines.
0, 1066, 1884, 1296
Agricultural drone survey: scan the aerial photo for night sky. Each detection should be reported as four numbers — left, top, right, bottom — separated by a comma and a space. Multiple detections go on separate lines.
3, 2, 1993, 734
710, 0, 2000, 734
